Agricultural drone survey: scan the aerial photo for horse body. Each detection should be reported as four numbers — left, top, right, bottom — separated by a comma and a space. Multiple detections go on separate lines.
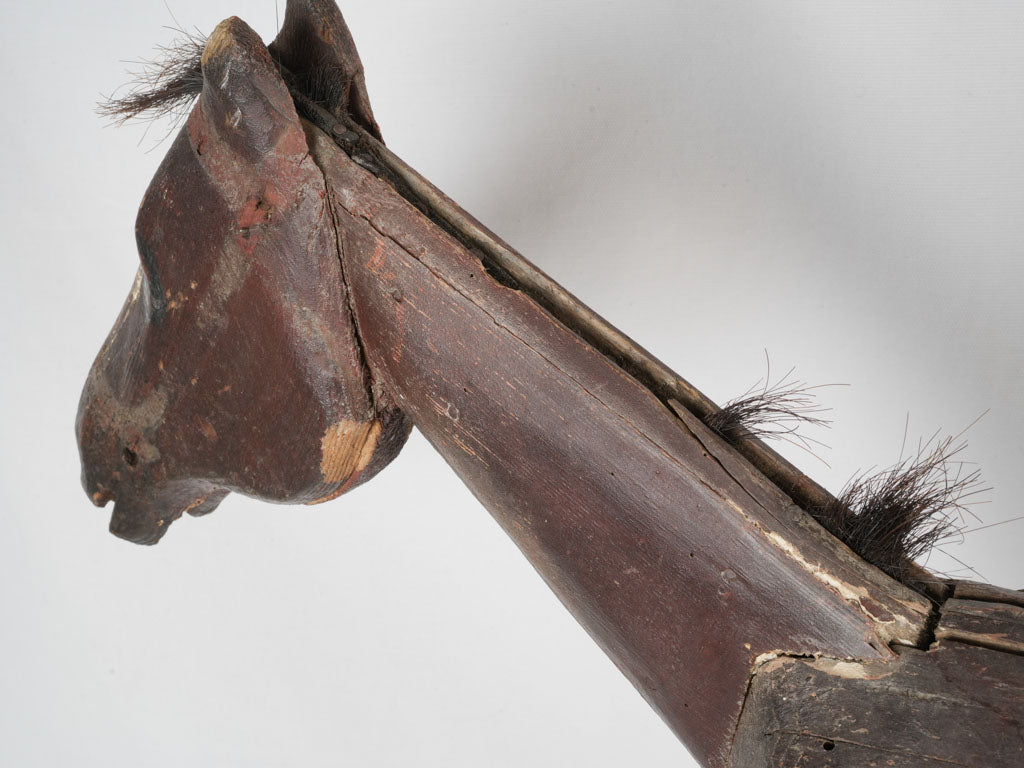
76, 3, 1023, 765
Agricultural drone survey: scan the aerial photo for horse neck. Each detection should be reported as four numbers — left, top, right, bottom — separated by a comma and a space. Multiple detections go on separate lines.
308, 125, 930, 767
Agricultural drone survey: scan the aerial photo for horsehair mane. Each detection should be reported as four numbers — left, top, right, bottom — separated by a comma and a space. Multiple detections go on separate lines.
99, 27, 986, 594
99, 30, 205, 125
78, 3, 1022, 766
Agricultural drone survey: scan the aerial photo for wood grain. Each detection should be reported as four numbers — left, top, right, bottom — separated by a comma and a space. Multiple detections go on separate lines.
304, 119, 930, 768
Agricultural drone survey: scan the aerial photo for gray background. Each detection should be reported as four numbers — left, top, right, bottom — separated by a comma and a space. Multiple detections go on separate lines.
1, 1, 1022, 766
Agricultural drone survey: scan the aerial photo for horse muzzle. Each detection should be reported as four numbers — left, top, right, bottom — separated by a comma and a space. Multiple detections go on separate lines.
84, 477, 226, 546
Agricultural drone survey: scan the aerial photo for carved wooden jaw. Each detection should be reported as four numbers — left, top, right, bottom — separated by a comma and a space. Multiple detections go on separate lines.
77, 12, 408, 545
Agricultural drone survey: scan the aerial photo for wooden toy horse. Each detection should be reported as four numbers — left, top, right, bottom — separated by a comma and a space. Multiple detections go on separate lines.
76, 2, 1023, 765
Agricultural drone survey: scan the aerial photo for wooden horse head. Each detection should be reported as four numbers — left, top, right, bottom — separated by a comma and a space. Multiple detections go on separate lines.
77, 3, 1023, 766
76, 8, 408, 545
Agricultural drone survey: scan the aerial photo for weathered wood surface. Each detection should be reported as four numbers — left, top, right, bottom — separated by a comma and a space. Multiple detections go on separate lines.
303, 118, 931, 767
76, 3, 1024, 766
732, 588, 1024, 767
309, 69, 847, 538
953, 581, 1024, 608
732, 642, 1024, 767
76, 16, 409, 545
937, 598, 1024, 654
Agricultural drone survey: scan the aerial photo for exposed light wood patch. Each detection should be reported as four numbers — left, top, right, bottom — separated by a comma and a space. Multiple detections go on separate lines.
308, 419, 383, 504
200, 19, 236, 67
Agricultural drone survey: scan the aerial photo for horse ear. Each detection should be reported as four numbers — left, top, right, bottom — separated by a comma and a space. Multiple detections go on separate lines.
269, 0, 382, 141
199, 17, 306, 160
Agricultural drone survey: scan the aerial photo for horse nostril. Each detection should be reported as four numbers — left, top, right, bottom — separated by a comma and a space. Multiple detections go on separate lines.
122, 447, 138, 467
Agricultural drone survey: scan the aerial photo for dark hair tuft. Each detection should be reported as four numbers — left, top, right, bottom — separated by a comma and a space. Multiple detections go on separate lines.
813, 433, 988, 584
98, 29, 206, 125
705, 361, 834, 457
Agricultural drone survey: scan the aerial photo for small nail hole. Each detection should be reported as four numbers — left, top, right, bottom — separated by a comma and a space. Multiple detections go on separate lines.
822, 741, 835, 751
123, 448, 138, 466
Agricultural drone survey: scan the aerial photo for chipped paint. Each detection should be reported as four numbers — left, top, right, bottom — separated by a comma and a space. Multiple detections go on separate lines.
195, 249, 254, 332
104, 269, 143, 351
816, 659, 872, 680
753, 652, 780, 667
182, 497, 208, 515
318, 418, 381, 486
201, 19, 236, 67
764, 529, 919, 647
196, 416, 218, 442
86, 372, 168, 434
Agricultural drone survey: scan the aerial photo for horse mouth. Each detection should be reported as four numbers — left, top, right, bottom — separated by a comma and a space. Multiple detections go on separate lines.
108, 499, 174, 546
101, 485, 227, 546
80, 480, 172, 544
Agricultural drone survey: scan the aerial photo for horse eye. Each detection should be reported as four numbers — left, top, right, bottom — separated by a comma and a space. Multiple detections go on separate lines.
122, 447, 138, 467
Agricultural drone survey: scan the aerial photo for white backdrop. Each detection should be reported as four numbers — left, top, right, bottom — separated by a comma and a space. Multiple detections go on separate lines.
1, 2, 1022, 767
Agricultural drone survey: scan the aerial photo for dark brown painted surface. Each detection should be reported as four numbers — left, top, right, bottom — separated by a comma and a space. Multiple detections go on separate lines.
76, 17, 409, 545
937, 598, 1024, 654
268, 0, 382, 141
304, 123, 930, 767
76, 4, 1022, 766
732, 587, 1024, 766
732, 642, 1024, 767
953, 580, 1024, 608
